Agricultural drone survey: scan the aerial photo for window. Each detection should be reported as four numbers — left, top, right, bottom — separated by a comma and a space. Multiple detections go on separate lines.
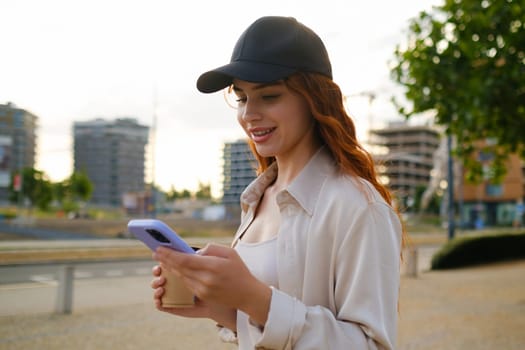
485, 184, 503, 197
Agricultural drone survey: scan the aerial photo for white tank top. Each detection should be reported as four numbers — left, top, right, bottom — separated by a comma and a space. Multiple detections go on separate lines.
235, 236, 278, 349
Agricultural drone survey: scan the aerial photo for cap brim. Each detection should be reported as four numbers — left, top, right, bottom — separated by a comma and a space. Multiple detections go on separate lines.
196, 61, 296, 93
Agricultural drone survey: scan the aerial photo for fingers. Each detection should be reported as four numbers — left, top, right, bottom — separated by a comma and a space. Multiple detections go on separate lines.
152, 264, 161, 276
151, 264, 165, 288
153, 286, 164, 299
152, 244, 244, 302
151, 275, 165, 289
154, 246, 219, 272
155, 244, 234, 264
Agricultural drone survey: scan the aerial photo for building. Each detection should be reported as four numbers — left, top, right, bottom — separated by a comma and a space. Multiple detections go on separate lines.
222, 139, 257, 217
458, 145, 524, 228
370, 122, 441, 210
0, 102, 38, 204
73, 118, 149, 207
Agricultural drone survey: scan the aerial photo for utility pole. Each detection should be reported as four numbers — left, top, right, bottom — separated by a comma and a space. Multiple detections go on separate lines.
15, 128, 24, 218
447, 134, 455, 240
150, 84, 158, 218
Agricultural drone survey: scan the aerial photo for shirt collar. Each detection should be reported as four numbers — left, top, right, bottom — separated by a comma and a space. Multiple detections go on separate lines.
240, 146, 337, 216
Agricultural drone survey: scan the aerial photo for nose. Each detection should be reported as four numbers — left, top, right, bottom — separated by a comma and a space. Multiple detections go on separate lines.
238, 99, 262, 123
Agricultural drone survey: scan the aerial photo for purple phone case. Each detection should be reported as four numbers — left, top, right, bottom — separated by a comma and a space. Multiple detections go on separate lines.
127, 219, 195, 254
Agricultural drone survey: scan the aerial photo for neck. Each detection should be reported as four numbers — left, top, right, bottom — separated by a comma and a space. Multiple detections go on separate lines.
273, 142, 322, 190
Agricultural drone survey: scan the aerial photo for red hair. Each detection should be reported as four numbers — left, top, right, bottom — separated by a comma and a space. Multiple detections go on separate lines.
248, 72, 393, 205
247, 72, 407, 250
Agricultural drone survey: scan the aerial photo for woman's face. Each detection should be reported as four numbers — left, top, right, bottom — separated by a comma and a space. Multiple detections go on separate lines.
233, 79, 317, 161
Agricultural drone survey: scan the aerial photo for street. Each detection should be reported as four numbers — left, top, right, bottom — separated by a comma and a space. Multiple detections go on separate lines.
0, 260, 156, 285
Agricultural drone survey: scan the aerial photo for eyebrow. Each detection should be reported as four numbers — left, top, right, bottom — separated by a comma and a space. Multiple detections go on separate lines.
232, 81, 284, 92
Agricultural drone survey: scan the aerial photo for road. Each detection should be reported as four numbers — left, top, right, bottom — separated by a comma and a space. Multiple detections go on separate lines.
0, 260, 156, 285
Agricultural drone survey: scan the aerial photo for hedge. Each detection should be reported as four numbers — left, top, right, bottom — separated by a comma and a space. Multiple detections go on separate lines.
0, 210, 17, 220
431, 233, 525, 270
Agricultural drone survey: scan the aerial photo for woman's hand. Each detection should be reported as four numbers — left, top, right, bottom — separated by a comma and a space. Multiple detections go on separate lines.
151, 264, 237, 329
153, 244, 272, 327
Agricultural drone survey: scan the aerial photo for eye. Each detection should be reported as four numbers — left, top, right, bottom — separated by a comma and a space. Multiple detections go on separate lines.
235, 96, 247, 104
262, 94, 281, 100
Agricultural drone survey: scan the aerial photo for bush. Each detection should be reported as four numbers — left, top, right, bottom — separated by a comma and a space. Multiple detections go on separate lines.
431, 233, 525, 270
0, 209, 17, 220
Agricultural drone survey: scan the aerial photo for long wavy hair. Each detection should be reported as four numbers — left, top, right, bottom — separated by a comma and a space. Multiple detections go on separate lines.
247, 72, 392, 202
246, 72, 406, 249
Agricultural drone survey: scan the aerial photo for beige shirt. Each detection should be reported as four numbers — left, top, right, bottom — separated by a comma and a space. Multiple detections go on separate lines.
232, 147, 402, 349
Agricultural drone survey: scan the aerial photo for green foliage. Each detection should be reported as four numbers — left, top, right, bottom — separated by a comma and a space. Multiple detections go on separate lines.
166, 186, 192, 200
166, 184, 210, 201
52, 181, 67, 203
9, 167, 53, 211
8, 168, 94, 214
0, 208, 17, 220
195, 182, 212, 199
65, 171, 93, 202
391, 0, 525, 183
52, 171, 93, 212
412, 185, 442, 214
431, 232, 525, 269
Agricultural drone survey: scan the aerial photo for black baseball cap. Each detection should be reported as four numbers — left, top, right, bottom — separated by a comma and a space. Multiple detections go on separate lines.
196, 16, 332, 93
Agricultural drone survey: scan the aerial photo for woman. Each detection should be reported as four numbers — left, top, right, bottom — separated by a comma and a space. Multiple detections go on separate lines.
151, 16, 403, 349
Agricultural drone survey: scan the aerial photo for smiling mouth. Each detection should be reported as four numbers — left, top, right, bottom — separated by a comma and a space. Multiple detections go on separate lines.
252, 128, 275, 137
250, 127, 276, 142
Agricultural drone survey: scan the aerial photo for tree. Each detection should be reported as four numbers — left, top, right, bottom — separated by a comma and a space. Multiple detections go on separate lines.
66, 171, 93, 202
166, 186, 181, 201
166, 186, 192, 201
195, 182, 212, 199
9, 167, 53, 211
52, 181, 67, 204
391, 0, 525, 183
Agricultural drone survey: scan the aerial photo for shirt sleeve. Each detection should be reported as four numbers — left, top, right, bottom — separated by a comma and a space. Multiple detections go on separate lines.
254, 202, 402, 350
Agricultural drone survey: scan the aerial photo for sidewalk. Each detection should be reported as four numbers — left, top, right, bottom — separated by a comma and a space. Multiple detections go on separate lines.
1, 259, 524, 349
398, 260, 525, 350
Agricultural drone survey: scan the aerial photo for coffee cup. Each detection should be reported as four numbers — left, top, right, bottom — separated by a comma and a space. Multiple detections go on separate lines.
160, 265, 195, 308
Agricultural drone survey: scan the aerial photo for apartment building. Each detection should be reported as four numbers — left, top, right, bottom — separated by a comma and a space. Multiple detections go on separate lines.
222, 139, 256, 217
370, 122, 441, 210
0, 102, 37, 204
73, 118, 149, 207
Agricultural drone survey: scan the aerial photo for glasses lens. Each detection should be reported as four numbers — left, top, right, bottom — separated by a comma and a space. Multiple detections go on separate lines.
224, 87, 239, 109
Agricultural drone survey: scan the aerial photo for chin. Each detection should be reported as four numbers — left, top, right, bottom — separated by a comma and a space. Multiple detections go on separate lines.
254, 144, 277, 158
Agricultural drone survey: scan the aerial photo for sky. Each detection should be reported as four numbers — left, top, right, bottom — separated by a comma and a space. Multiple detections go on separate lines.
0, 0, 441, 198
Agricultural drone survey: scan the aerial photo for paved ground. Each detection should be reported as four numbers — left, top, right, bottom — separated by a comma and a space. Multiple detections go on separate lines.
1, 256, 524, 349
398, 260, 525, 350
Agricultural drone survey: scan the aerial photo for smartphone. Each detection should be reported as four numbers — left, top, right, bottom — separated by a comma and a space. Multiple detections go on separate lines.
127, 219, 195, 254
